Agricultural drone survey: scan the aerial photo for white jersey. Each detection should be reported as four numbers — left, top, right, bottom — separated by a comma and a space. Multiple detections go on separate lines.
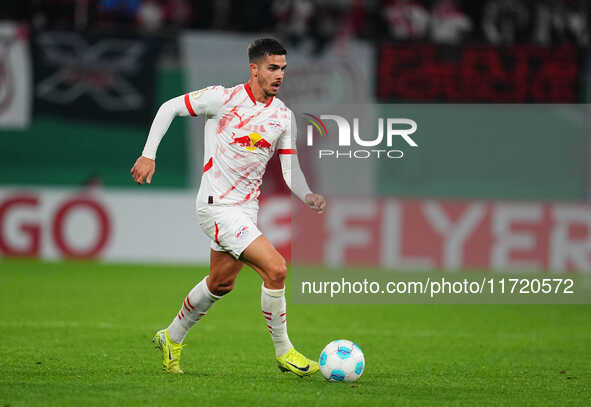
141, 82, 311, 208
184, 83, 296, 207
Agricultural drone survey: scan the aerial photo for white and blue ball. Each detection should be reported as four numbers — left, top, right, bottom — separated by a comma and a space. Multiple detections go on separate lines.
319, 339, 365, 382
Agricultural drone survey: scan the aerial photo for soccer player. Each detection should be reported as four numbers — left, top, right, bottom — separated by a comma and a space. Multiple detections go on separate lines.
130, 38, 326, 376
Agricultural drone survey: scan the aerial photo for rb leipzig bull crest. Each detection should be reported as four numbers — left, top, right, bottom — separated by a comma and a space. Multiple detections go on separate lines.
230, 132, 272, 152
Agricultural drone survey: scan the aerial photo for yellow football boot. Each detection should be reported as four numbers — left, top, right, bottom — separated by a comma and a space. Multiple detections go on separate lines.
152, 329, 184, 374
276, 347, 320, 377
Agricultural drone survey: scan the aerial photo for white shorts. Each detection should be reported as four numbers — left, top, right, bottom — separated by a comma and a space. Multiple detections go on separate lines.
196, 203, 262, 259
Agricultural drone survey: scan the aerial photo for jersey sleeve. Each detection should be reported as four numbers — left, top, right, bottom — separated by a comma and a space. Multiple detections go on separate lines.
141, 85, 224, 160
141, 95, 186, 159
276, 110, 298, 154
278, 110, 312, 201
184, 85, 225, 118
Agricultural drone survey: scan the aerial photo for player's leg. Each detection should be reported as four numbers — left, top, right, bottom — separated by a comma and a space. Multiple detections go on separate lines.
242, 234, 287, 289
241, 235, 319, 376
206, 249, 244, 295
241, 235, 290, 356
241, 253, 292, 356
168, 249, 242, 343
154, 249, 242, 374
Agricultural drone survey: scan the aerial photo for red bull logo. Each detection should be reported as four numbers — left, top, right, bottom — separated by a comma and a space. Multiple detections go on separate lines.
230, 132, 272, 152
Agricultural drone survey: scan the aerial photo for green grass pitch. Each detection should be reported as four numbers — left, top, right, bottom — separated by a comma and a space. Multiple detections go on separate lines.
1, 259, 589, 406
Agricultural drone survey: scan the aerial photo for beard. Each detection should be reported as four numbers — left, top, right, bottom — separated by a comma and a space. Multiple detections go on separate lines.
258, 77, 280, 96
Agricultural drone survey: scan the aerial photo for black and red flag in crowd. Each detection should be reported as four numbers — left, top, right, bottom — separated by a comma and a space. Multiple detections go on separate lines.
33, 30, 161, 125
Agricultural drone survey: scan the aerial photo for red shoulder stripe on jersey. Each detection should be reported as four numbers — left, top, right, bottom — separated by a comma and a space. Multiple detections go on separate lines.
203, 157, 213, 173
278, 149, 297, 154
184, 93, 197, 116
244, 83, 256, 105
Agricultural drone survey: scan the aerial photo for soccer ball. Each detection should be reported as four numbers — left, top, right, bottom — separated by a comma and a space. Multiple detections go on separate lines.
319, 339, 365, 382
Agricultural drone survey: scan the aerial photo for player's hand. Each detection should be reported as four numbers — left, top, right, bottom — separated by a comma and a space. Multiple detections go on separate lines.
305, 193, 326, 214
130, 156, 155, 185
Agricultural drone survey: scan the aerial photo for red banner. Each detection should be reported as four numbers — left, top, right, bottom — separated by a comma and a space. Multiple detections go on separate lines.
377, 44, 581, 102
273, 197, 591, 273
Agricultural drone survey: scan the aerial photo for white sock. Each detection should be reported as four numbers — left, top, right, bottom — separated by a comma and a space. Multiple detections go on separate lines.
261, 284, 293, 357
167, 276, 221, 343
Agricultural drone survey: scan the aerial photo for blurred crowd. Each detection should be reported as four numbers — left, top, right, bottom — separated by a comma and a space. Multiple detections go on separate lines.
2, 0, 589, 47
380, 0, 588, 45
